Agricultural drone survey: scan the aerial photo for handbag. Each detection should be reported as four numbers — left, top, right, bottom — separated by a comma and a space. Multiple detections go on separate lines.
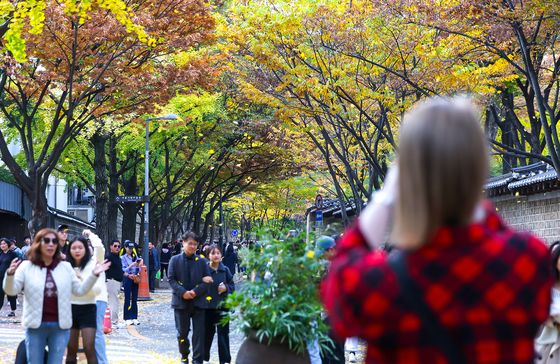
130, 274, 141, 284
388, 251, 466, 364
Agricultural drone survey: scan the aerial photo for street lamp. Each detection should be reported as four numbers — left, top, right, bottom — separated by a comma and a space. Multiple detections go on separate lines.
143, 114, 178, 269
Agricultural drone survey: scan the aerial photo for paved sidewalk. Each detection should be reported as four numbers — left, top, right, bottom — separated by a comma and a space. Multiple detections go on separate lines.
0, 278, 366, 363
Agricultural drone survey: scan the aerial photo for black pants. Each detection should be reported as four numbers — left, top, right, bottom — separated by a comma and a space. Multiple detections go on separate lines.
204, 309, 231, 364
174, 308, 205, 363
148, 268, 156, 292
160, 263, 169, 279
0, 286, 16, 311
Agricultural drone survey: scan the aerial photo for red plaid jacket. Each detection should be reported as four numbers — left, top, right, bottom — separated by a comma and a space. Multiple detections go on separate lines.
321, 205, 553, 363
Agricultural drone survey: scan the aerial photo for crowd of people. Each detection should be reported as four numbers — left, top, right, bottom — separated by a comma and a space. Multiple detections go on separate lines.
1, 225, 236, 364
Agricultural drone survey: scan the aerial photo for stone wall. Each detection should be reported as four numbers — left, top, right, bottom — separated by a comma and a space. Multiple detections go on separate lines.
492, 190, 560, 244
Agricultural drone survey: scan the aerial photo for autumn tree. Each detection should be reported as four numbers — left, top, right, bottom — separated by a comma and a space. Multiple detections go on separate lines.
384, 0, 560, 170
0, 0, 215, 234
224, 0, 515, 223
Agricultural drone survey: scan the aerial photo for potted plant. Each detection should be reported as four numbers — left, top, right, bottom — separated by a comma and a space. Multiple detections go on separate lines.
226, 232, 332, 364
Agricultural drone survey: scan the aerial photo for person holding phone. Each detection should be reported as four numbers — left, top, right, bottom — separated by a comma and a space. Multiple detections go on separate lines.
121, 240, 142, 326
321, 97, 553, 364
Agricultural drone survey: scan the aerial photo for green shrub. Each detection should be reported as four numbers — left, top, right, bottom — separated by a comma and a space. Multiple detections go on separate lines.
225, 232, 332, 354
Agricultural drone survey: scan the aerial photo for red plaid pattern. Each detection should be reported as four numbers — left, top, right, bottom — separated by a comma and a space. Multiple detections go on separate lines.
321, 204, 553, 363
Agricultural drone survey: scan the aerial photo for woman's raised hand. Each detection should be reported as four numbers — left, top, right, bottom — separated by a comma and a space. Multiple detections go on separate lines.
6, 258, 21, 275
93, 259, 111, 276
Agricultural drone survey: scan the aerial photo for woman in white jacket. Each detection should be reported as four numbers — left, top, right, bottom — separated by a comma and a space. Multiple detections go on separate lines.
66, 236, 102, 364
3, 228, 110, 364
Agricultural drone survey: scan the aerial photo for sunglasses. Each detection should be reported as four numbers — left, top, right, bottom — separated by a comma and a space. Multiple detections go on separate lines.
113, 244, 121, 248
42, 237, 59, 245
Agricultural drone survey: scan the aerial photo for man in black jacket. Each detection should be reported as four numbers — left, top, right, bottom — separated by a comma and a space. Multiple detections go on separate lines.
168, 231, 212, 364
105, 239, 123, 326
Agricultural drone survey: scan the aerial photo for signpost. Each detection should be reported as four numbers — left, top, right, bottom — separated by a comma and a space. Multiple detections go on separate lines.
231, 229, 238, 238
316, 210, 323, 225
115, 196, 147, 203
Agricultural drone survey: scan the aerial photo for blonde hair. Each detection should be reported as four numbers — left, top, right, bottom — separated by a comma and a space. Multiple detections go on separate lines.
392, 97, 488, 249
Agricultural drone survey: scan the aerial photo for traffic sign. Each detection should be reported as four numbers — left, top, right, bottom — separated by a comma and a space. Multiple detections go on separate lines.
231, 229, 239, 238
316, 210, 323, 224
115, 196, 147, 203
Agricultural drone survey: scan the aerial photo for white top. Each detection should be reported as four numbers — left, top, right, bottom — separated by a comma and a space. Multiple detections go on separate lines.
71, 259, 100, 305
3, 260, 98, 329
89, 232, 108, 303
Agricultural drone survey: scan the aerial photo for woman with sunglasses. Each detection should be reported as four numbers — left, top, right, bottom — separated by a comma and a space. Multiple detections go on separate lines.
2, 228, 110, 364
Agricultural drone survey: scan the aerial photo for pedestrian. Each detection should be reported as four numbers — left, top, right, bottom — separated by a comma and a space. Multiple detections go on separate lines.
173, 239, 182, 255
168, 231, 213, 364
0, 238, 18, 317
148, 241, 160, 293
321, 97, 553, 363
105, 239, 123, 326
160, 242, 172, 281
83, 230, 110, 364
66, 236, 104, 364
204, 244, 234, 364
20, 236, 31, 259
121, 240, 142, 325
57, 224, 70, 259
10, 239, 23, 259
535, 241, 560, 363
222, 241, 236, 276
3, 228, 109, 364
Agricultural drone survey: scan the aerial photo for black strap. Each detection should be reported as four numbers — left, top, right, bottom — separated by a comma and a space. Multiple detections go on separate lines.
388, 252, 466, 364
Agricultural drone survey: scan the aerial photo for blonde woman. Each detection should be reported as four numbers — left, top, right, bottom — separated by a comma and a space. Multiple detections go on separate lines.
321, 97, 553, 364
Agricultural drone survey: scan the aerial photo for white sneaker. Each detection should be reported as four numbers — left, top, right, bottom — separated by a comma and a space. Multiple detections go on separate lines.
116, 322, 127, 329
132, 319, 140, 325
125, 320, 134, 326
348, 352, 357, 363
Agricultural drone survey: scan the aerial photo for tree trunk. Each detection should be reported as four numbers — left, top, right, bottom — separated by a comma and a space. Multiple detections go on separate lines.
92, 133, 109, 246
28, 191, 49, 237
121, 165, 138, 242
107, 137, 119, 242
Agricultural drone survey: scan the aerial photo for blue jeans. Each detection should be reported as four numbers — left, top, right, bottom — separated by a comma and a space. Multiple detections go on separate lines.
123, 277, 138, 320
95, 300, 109, 364
25, 322, 70, 364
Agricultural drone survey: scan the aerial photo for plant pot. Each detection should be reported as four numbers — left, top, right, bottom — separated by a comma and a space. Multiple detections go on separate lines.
235, 331, 311, 364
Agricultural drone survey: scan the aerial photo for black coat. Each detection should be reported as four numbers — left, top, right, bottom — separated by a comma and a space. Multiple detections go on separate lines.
105, 252, 123, 281
168, 253, 212, 310
0, 250, 17, 279
222, 243, 236, 273
206, 262, 235, 309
